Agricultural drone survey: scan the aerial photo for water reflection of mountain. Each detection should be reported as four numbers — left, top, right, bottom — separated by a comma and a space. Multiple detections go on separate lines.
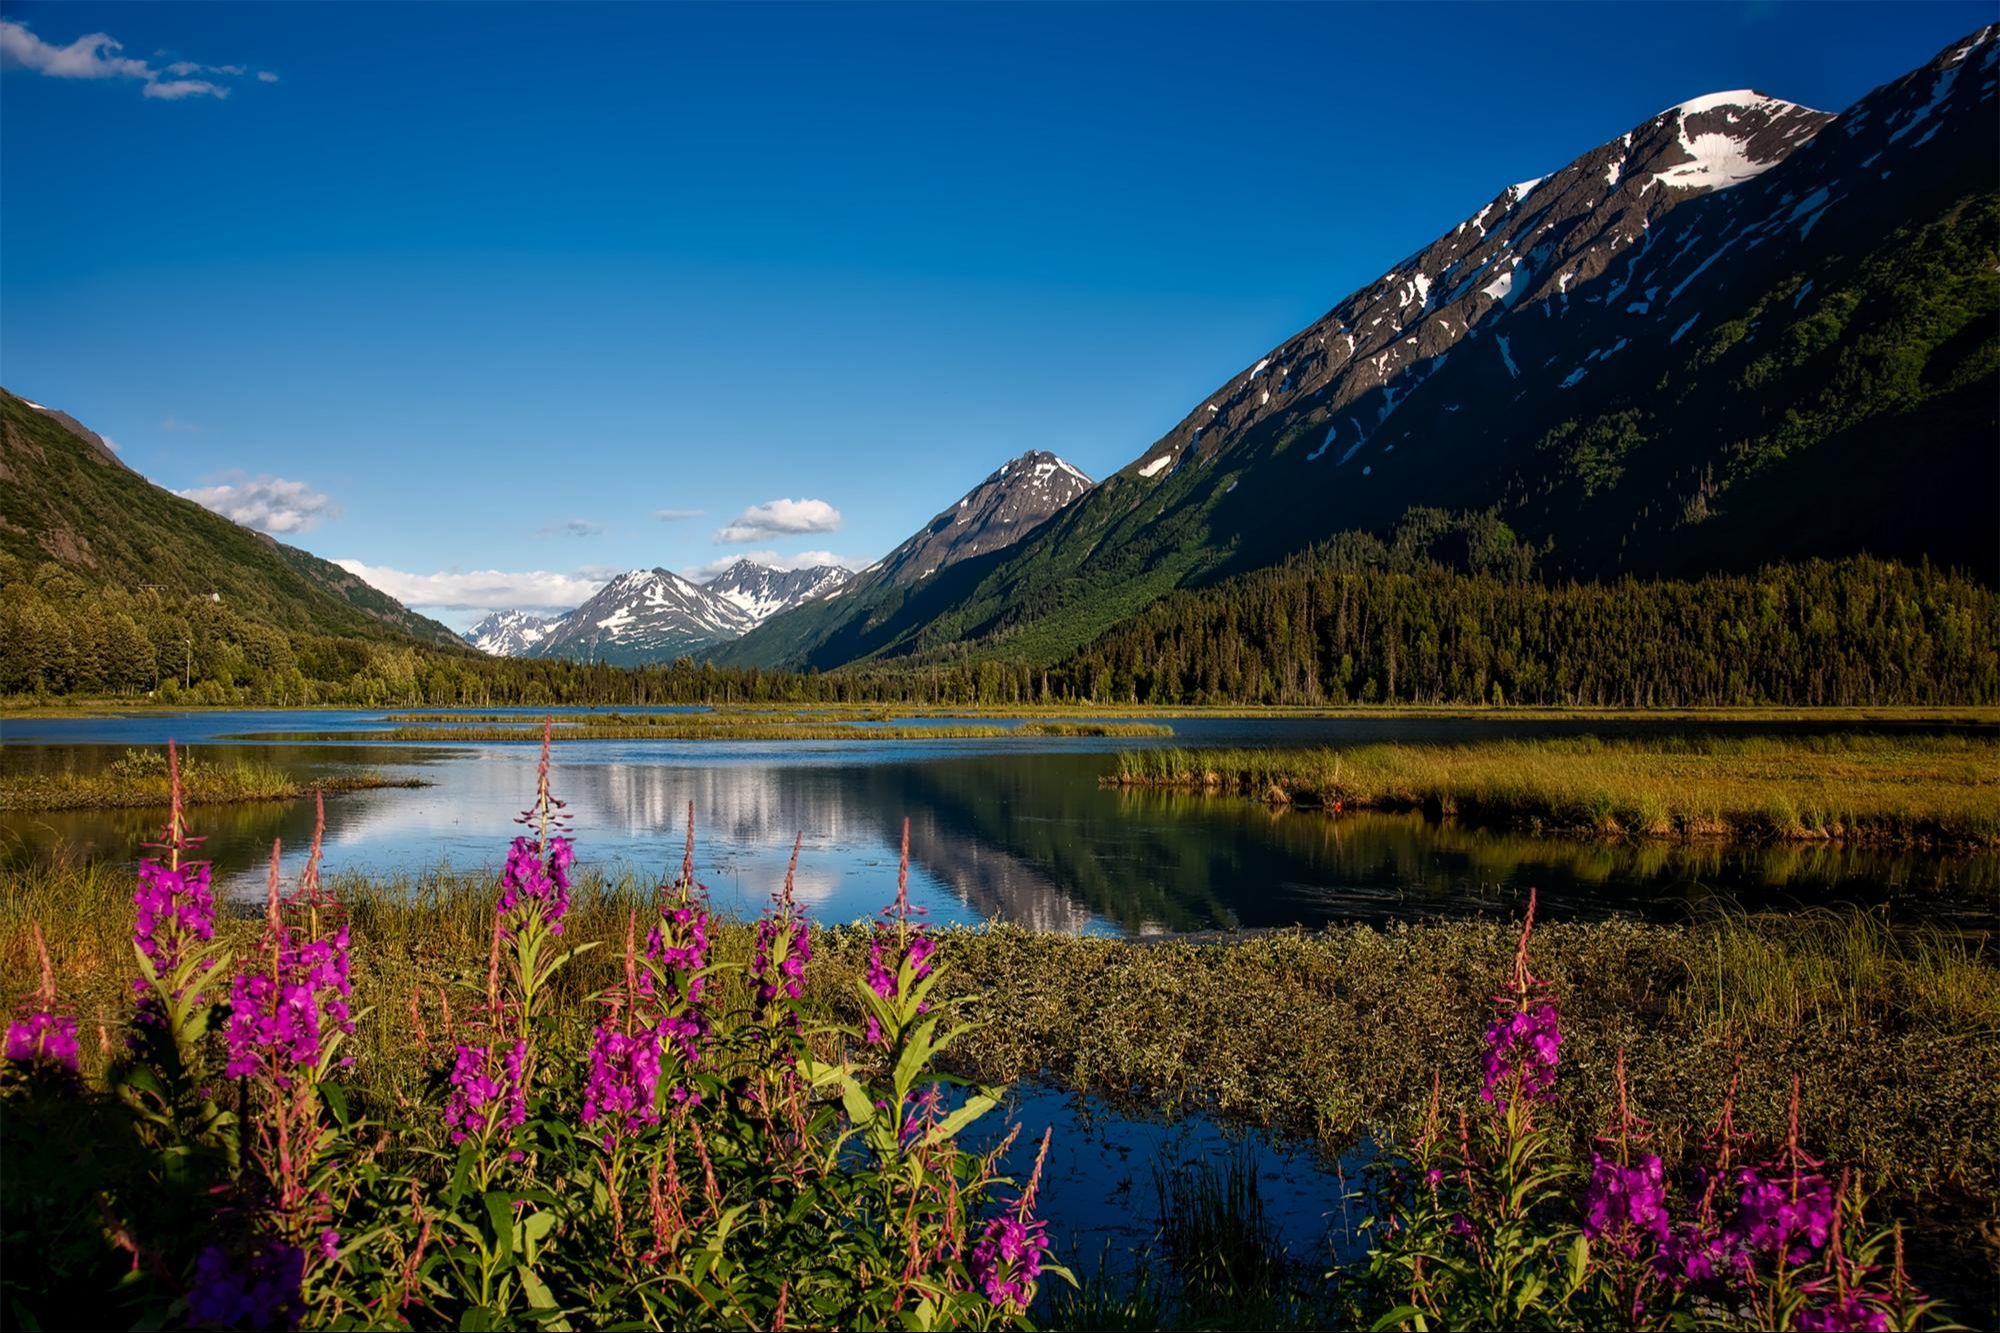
7, 737, 1995, 936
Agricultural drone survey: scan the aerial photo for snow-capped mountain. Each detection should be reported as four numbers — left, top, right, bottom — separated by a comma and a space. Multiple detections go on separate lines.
858, 450, 1093, 590
712, 26, 2000, 670
463, 609, 562, 656
467, 559, 860, 662
704, 559, 853, 626
707, 449, 1096, 666
527, 568, 749, 664
1114, 90, 1835, 488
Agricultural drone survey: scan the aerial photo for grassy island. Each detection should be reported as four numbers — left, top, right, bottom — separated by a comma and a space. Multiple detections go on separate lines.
0, 748, 423, 813
1107, 734, 2000, 848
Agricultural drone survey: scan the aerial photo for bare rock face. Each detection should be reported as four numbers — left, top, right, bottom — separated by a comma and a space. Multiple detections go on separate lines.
857, 450, 1093, 590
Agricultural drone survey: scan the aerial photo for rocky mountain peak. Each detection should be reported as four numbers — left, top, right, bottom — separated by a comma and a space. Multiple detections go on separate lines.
857, 449, 1094, 589
705, 559, 854, 624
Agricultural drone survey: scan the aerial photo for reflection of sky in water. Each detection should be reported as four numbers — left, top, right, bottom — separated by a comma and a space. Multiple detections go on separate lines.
5, 710, 1995, 937
977, 1083, 1370, 1280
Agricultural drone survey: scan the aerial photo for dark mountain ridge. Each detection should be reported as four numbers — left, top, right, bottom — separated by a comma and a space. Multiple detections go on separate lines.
723, 27, 1999, 671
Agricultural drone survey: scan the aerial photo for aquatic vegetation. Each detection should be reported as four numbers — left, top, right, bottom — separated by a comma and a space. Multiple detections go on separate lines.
1109, 734, 2000, 847
0, 746, 421, 812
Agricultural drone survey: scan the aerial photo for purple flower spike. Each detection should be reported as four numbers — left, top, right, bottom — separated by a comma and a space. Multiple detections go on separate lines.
4, 1012, 80, 1072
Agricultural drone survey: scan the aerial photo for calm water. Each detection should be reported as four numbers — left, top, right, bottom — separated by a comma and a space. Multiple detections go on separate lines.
3, 708, 1995, 935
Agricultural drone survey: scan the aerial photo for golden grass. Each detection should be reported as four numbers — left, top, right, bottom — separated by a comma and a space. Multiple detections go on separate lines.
1109, 734, 2000, 847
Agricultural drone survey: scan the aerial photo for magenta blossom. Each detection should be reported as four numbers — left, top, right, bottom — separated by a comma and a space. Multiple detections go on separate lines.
751, 915, 811, 1010
224, 926, 354, 1082
444, 1040, 529, 1144
1731, 1165, 1835, 1264
968, 1211, 1049, 1313
132, 860, 217, 992
1479, 1001, 1561, 1107
581, 1023, 662, 1149
497, 835, 573, 936
4, 1011, 80, 1072
1796, 1292, 1892, 1332
1583, 1152, 1670, 1254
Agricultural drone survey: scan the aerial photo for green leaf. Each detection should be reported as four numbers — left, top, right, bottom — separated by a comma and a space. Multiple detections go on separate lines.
523, 1211, 557, 1246
483, 1192, 518, 1264
518, 1264, 558, 1311
925, 1091, 998, 1146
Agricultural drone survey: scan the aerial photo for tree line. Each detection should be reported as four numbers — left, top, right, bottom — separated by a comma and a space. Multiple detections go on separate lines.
3, 550, 1994, 709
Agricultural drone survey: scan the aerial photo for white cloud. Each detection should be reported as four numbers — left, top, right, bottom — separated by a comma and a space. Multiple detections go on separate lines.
714, 497, 842, 544
654, 507, 704, 522
539, 518, 605, 538
685, 549, 865, 581
0, 20, 252, 101
256, 70, 279, 83
331, 561, 602, 613
145, 78, 228, 101
176, 474, 337, 534
161, 413, 201, 432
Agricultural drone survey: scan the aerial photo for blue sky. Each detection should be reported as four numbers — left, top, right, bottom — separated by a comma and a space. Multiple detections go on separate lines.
3, 1, 1990, 628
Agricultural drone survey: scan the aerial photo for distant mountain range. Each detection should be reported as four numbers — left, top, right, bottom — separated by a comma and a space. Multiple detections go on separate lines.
716, 26, 1999, 670
469, 450, 1094, 664
466, 561, 855, 665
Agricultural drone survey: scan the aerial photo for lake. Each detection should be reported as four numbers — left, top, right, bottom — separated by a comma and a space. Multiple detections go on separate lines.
5, 708, 1995, 936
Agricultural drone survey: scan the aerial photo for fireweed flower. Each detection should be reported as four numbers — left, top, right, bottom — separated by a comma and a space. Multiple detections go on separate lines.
581, 1023, 663, 1149
444, 1040, 529, 1144
968, 1213, 1049, 1312
751, 915, 811, 1009
970, 1128, 1053, 1314
750, 831, 813, 1022
187, 1239, 306, 1331
497, 835, 573, 936
4, 1012, 80, 1072
224, 925, 355, 1082
6, 922, 79, 1074
1796, 1291, 1892, 1332
1584, 1152, 1671, 1251
863, 819, 934, 1046
1480, 888, 1559, 1108
646, 903, 712, 1062
1730, 1165, 1835, 1264
132, 860, 218, 994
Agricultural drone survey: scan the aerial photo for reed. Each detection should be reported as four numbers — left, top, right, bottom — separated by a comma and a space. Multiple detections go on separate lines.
1107, 734, 2000, 847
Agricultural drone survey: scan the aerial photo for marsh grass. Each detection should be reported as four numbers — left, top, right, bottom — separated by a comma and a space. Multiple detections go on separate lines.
1110, 734, 2000, 847
5, 855, 1994, 1238
0, 748, 421, 813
